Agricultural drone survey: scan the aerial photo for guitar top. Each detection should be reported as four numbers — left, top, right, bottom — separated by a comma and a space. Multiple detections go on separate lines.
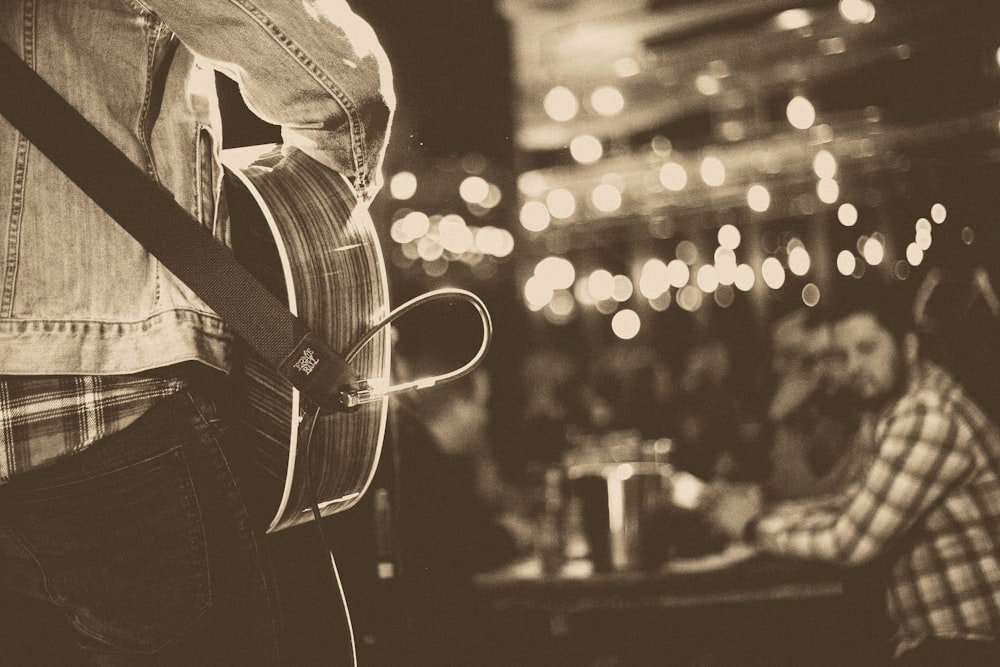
223, 145, 391, 534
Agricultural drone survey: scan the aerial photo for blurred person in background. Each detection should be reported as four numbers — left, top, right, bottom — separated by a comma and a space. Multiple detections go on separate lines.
709, 288, 1000, 666
391, 349, 536, 665
672, 336, 763, 482
577, 342, 678, 443
508, 346, 590, 474
763, 307, 871, 500
913, 265, 1000, 425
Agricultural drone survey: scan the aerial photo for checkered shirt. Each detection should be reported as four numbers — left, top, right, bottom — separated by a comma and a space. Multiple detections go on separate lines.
0, 374, 185, 481
755, 362, 1000, 657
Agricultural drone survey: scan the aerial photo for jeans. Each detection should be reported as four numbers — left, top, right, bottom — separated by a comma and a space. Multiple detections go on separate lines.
0, 388, 282, 666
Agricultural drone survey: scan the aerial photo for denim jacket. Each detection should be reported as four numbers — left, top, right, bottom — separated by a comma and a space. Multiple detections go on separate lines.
0, 0, 394, 375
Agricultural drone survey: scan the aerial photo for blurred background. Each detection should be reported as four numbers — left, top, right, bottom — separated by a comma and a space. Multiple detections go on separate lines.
340, 0, 1000, 477
221, 1, 1000, 664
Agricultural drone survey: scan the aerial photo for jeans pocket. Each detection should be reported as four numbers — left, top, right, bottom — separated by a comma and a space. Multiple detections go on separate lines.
2, 424, 213, 653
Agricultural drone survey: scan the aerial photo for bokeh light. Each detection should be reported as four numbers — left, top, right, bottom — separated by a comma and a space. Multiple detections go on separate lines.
544, 86, 579, 121
718, 224, 741, 249
535, 256, 576, 290
570, 135, 604, 164
546, 188, 577, 219
660, 162, 688, 191
786, 95, 816, 129
837, 250, 856, 275
700, 156, 726, 186
838, 203, 859, 226
520, 201, 551, 232
747, 184, 771, 212
762, 257, 786, 289
611, 309, 641, 340
591, 86, 625, 116
389, 171, 418, 200
591, 184, 623, 212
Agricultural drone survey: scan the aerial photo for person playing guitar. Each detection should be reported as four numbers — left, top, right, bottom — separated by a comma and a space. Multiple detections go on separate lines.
0, 1, 394, 664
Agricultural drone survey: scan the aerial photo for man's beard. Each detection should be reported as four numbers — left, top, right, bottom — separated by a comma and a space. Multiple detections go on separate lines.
854, 354, 908, 412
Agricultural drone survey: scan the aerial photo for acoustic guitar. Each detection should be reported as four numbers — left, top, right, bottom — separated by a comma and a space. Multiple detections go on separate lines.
223, 145, 391, 534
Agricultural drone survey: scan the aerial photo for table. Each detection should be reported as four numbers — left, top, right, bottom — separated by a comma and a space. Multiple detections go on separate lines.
475, 545, 844, 613
472, 547, 889, 666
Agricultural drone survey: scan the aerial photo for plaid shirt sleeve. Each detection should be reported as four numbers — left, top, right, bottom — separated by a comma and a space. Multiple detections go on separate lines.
755, 399, 975, 564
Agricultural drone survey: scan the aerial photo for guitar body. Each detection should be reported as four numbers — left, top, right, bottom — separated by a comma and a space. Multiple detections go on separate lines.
222, 145, 390, 534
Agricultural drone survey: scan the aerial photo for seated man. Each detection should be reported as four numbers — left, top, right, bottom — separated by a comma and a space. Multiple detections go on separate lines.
710, 289, 1000, 665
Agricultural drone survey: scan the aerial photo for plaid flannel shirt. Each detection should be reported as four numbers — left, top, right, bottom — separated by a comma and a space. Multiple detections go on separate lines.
756, 362, 1000, 657
0, 375, 185, 481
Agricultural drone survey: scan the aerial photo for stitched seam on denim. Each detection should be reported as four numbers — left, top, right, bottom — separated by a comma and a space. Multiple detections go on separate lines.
2, 4, 36, 318
230, 0, 368, 190
186, 387, 282, 662
137, 17, 161, 183
0, 307, 228, 331
174, 391, 217, 634
122, 0, 167, 248
4, 447, 177, 499
122, 0, 155, 18
1, 138, 27, 319
0, 512, 69, 608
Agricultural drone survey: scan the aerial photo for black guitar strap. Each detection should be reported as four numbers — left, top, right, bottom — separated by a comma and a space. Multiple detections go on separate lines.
0, 39, 358, 413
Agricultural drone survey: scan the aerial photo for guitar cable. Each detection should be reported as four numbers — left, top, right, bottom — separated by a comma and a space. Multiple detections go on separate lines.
338, 288, 493, 409
301, 405, 360, 666
300, 287, 493, 666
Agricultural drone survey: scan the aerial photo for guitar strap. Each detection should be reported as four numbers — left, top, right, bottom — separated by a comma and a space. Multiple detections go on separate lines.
0, 40, 358, 414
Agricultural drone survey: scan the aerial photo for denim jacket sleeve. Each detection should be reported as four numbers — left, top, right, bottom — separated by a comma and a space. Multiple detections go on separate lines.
131, 0, 395, 202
